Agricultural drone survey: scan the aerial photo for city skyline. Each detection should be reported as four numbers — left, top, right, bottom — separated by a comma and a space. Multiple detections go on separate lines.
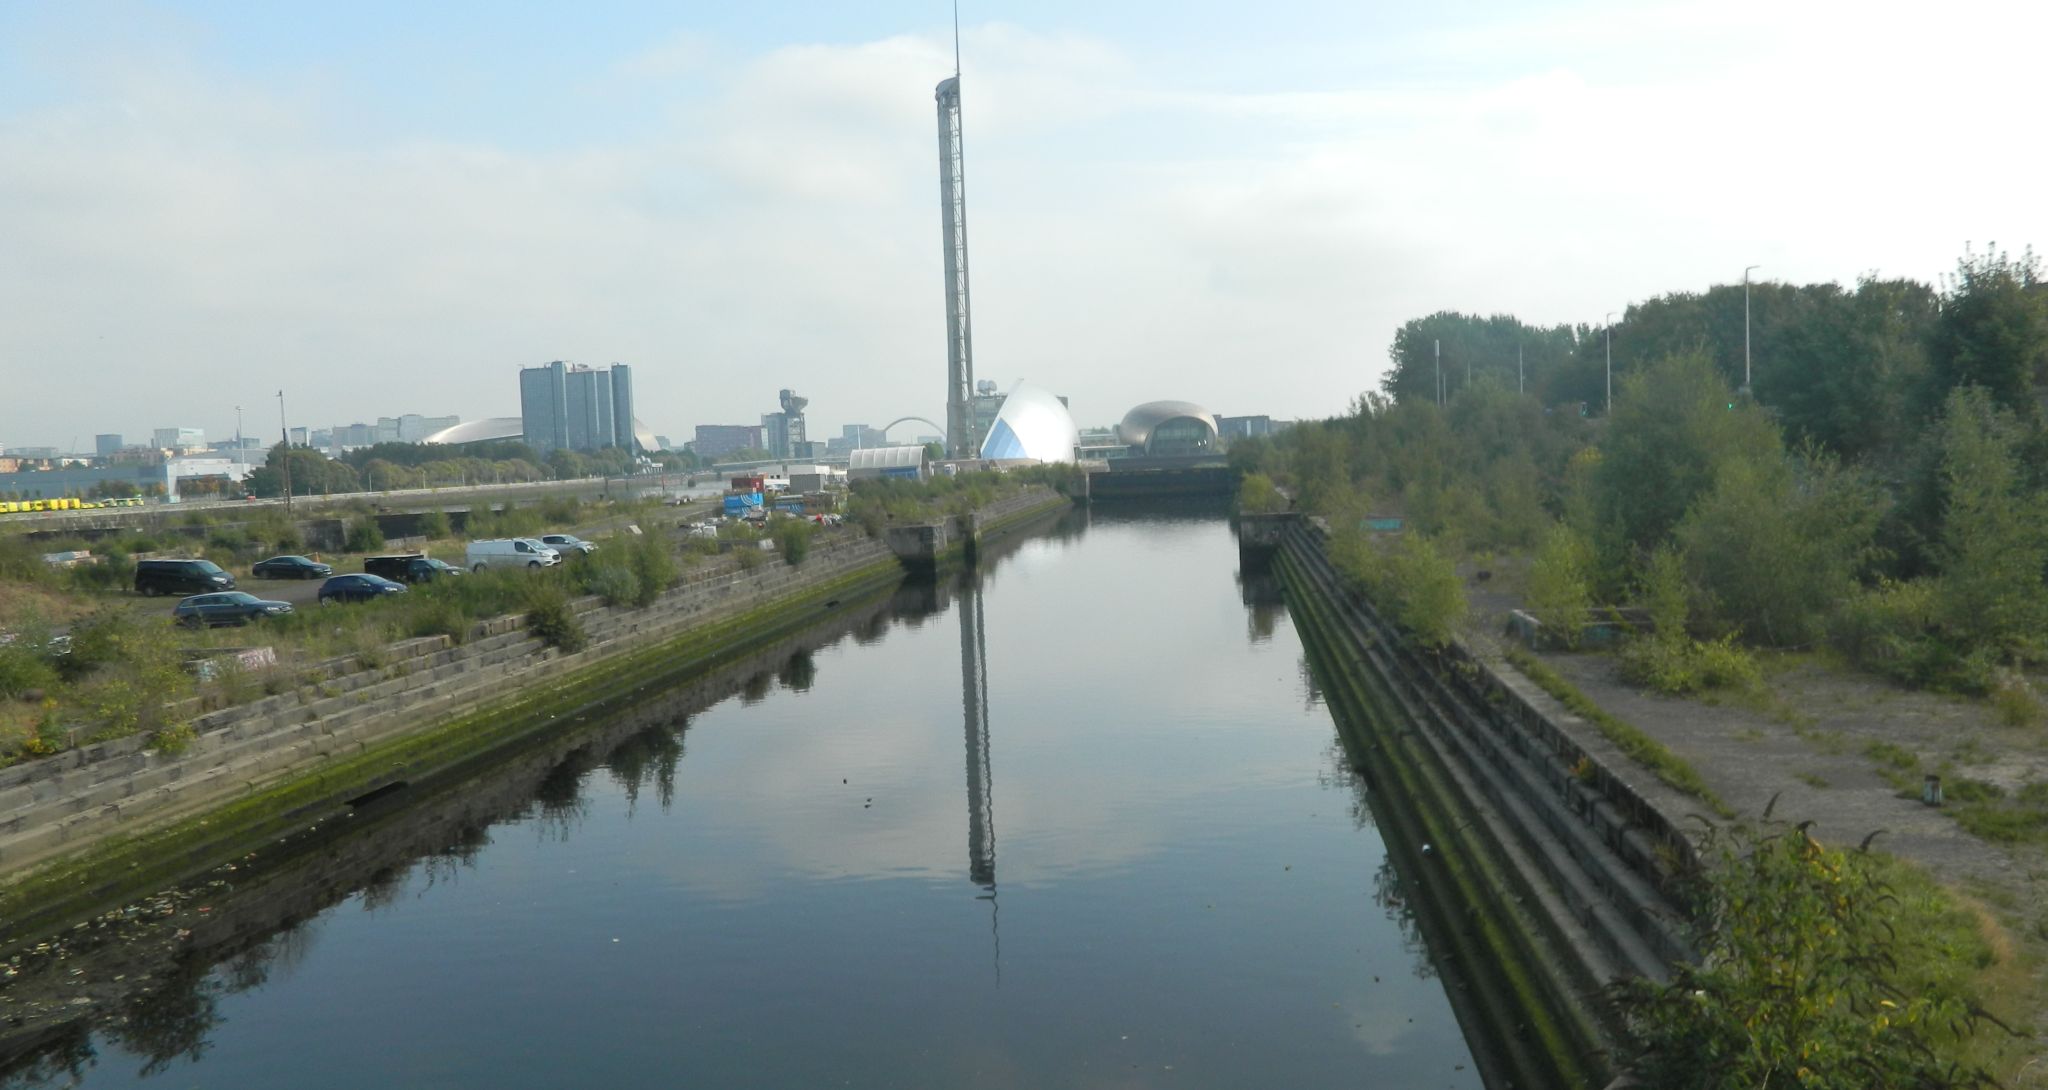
2, 1, 2042, 448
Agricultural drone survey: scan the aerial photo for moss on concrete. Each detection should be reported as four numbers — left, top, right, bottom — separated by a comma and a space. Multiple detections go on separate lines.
1275, 544, 1610, 1090
0, 556, 904, 941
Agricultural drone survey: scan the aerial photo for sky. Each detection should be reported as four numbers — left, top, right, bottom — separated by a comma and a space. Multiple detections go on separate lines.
1, 0, 2042, 450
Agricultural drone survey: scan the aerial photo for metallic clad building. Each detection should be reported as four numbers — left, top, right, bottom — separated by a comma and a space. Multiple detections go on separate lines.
979, 381, 1079, 463
936, 75, 975, 459
1117, 401, 1220, 455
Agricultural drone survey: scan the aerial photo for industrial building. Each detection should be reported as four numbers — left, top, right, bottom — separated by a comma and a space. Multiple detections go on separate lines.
761, 389, 808, 460
848, 445, 928, 482
694, 425, 764, 458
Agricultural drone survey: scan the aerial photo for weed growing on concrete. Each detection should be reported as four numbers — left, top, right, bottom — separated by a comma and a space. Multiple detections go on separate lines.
523, 586, 586, 653
1505, 647, 1730, 815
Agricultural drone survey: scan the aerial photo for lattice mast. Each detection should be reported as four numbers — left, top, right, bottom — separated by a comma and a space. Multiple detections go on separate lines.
936, 18, 975, 459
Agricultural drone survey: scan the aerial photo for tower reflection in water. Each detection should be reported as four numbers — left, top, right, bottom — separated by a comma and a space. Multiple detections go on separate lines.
956, 570, 1000, 977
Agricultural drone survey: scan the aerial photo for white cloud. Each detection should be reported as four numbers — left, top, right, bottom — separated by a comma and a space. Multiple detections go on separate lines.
0, 3, 2042, 447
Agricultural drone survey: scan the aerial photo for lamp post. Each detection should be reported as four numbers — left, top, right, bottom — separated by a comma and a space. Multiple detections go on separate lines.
277, 390, 293, 513
1743, 264, 1761, 394
1605, 312, 1617, 414
1434, 338, 1442, 406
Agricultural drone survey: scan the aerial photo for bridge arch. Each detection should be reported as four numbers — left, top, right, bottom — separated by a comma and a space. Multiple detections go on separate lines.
879, 417, 946, 442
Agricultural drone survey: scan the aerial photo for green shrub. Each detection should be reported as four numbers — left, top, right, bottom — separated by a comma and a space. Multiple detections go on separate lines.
1525, 522, 1594, 648
626, 533, 678, 605
0, 537, 53, 586
579, 563, 641, 607
523, 586, 586, 652
1614, 822, 1997, 1089
405, 599, 471, 645
418, 509, 452, 540
62, 612, 192, 742
1234, 472, 1289, 515
0, 642, 57, 699
772, 518, 814, 567
1621, 633, 1763, 695
1990, 673, 2044, 727
733, 543, 764, 570
344, 515, 386, 553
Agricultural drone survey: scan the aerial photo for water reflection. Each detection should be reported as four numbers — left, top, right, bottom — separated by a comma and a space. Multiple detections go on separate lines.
0, 508, 1485, 1090
0, 583, 944, 1086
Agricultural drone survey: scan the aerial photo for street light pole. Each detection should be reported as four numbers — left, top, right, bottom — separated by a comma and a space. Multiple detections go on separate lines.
1605, 312, 1617, 414
1743, 264, 1761, 393
1434, 338, 1442, 406
277, 390, 293, 513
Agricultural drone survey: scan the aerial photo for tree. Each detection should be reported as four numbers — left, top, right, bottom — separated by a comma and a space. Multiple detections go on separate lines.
1676, 447, 1882, 647
1585, 352, 1780, 575
245, 444, 358, 498
1928, 387, 2048, 661
1930, 245, 2048, 421
1525, 522, 1594, 647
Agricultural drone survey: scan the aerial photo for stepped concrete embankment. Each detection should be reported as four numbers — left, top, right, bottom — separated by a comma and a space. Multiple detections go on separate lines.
1262, 515, 1702, 1090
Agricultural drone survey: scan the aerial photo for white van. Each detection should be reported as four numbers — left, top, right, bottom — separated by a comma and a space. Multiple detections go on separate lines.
466, 538, 561, 571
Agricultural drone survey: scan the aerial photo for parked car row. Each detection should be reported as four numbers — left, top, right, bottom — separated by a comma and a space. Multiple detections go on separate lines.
147, 531, 601, 628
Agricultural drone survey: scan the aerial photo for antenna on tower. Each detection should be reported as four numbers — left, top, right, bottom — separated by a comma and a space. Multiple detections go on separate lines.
952, 0, 961, 77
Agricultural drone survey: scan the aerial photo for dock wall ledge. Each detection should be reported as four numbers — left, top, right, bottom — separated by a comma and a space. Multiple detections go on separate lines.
0, 529, 914, 907
1269, 516, 1703, 1089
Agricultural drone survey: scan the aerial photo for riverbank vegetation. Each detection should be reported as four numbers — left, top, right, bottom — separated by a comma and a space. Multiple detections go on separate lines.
0, 495, 745, 766
845, 464, 1081, 535
1237, 244, 2048, 1079
1236, 245, 2048, 705
1615, 820, 2005, 1089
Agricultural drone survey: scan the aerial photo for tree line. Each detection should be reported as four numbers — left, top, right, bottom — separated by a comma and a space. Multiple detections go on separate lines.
244, 440, 688, 498
1237, 245, 2048, 698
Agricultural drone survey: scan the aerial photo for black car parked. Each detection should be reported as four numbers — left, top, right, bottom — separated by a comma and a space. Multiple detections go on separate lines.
318, 574, 409, 605
171, 592, 292, 628
252, 555, 334, 580
136, 558, 235, 597
362, 553, 466, 584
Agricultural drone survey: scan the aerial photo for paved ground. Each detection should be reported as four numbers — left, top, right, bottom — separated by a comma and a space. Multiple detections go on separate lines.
1459, 563, 2048, 1079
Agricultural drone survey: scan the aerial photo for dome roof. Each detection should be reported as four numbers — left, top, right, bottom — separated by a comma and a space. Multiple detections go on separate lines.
423, 417, 659, 452
422, 417, 524, 445
1117, 401, 1218, 450
979, 381, 1079, 463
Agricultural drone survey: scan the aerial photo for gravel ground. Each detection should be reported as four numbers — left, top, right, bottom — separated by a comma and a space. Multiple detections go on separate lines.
1460, 563, 2048, 1077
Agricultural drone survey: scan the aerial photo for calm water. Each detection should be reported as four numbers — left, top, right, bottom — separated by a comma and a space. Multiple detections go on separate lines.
4, 508, 1481, 1089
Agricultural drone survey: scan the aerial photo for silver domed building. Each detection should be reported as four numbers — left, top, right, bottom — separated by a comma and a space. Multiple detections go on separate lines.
1117, 401, 1219, 456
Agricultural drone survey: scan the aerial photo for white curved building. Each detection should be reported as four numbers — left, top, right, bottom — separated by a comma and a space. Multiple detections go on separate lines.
423, 416, 661, 453
978, 381, 1078, 463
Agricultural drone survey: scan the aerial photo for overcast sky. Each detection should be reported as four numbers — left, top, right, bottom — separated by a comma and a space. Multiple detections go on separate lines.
2, 0, 2040, 450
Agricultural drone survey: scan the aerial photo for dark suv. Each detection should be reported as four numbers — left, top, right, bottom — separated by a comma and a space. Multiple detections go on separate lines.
135, 558, 236, 596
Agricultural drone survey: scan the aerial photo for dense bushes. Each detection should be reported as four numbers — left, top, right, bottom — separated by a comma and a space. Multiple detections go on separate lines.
522, 585, 586, 653
772, 518, 813, 566
1234, 472, 1289, 515
1236, 247, 2048, 701
1614, 822, 1999, 1089
1328, 524, 1467, 649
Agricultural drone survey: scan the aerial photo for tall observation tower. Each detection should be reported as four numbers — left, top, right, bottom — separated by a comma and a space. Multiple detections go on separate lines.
935, 63, 975, 459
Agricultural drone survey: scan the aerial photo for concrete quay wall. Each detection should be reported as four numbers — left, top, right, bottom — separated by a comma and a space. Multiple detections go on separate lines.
1270, 517, 1700, 1090
0, 532, 901, 909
